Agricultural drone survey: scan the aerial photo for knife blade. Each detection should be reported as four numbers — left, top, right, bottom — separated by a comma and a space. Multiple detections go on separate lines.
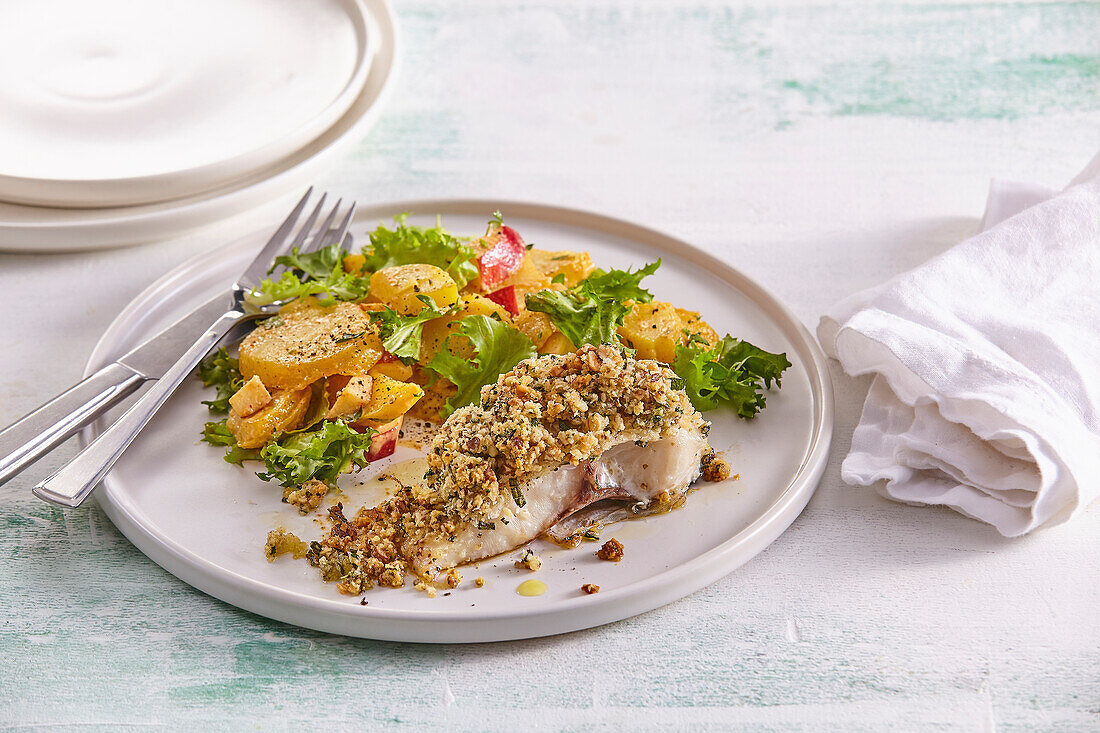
0, 291, 251, 486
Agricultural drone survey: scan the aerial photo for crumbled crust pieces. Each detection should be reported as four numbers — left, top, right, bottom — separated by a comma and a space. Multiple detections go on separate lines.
597, 538, 624, 562
282, 479, 328, 515
514, 548, 542, 572
700, 451, 732, 482
581, 583, 600, 594
264, 528, 308, 561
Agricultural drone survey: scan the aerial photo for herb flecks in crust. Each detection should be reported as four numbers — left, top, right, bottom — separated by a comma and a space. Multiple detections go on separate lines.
305, 344, 702, 593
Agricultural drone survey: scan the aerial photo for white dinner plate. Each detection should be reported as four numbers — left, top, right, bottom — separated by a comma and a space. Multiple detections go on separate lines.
0, 0, 396, 253
85, 201, 833, 643
0, 0, 372, 208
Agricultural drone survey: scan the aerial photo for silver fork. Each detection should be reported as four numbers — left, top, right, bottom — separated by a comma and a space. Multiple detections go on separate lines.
32, 189, 357, 508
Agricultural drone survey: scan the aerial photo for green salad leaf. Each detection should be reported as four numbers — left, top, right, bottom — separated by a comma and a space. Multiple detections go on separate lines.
427, 314, 537, 417
368, 296, 457, 362
201, 420, 262, 464
197, 348, 243, 414
362, 215, 479, 287
672, 335, 792, 417
257, 420, 376, 488
247, 243, 371, 305
526, 260, 660, 348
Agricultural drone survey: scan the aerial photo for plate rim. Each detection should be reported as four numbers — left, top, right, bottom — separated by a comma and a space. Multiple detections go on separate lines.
85, 199, 834, 642
0, 0, 375, 208
0, 0, 398, 252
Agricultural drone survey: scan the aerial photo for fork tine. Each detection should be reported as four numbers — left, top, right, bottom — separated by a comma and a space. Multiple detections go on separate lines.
288, 192, 328, 252
301, 198, 343, 254
237, 188, 314, 288
313, 204, 355, 251
325, 202, 357, 251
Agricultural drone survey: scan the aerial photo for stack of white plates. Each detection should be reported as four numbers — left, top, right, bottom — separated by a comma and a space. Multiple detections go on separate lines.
0, 0, 397, 252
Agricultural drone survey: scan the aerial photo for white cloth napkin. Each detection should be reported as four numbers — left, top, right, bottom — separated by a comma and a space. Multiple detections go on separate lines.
818, 153, 1100, 536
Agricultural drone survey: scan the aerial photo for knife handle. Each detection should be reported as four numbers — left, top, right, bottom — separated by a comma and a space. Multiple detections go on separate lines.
0, 363, 147, 487
33, 311, 243, 508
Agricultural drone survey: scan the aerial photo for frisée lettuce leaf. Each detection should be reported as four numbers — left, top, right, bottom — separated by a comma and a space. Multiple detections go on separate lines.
247, 243, 371, 304
362, 215, 480, 288
672, 335, 792, 417
525, 260, 660, 348
427, 314, 537, 417
257, 420, 376, 488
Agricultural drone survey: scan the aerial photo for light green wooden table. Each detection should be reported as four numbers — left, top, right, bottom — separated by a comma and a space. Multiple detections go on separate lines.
2, 2, 1098, 729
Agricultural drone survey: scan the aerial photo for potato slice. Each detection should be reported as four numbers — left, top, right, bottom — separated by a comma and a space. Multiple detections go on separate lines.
357, 374, 424, 422
239, 299, 382, 389
369, 359, 414, 382
513, 310, 554, 349
420, 294, 510, 364
675, 307, 720, 347
618, 301, 682, 363
528, 249, 595, 287
228, 386, 311, 449
342, 253, 366, 274
406, 379, 455, 424
538, 331, 576, 355
369, 264, 459, 315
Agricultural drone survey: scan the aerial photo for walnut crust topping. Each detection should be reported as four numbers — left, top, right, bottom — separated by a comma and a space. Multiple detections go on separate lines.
423, 343, 704, 524
305, 345, 703, 593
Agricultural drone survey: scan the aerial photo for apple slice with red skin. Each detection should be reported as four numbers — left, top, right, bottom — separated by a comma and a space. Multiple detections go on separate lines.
485, 285, 521, 317
365, 416, 402, 461
477, 225, 526, 290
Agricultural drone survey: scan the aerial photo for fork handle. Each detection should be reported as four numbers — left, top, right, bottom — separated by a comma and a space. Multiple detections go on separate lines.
33, 311, 244, 508
0, 363, 148, 487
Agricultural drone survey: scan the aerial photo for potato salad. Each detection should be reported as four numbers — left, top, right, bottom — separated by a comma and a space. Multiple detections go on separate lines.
197, 213, 791, 514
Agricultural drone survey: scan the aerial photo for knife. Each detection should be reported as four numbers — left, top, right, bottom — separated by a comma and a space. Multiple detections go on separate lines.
0, 292, 249, 487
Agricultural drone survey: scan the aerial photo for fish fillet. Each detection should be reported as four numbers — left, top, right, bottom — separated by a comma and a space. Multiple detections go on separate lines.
307, 344, 720, 592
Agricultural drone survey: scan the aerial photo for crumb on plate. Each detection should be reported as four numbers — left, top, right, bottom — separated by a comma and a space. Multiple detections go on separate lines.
515, 548, 543, 571
264, 528, 308, 561
282, 478, 328, 515
597, 538, 624, 562
700, 451, 732, 482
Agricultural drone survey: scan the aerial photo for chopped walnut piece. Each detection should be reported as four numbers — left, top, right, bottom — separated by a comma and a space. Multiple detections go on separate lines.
444, 568, 462, 588
581, 583, 600, 594
597, 538, 624, 562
